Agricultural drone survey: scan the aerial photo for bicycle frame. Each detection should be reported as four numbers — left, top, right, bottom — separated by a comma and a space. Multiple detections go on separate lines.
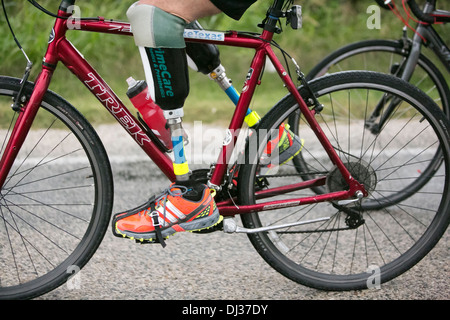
0, 0, 365, 217
365, 0, 449, 133
400, 0, 450, 80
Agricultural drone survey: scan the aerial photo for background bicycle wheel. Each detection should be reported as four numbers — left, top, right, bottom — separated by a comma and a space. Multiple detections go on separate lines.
306, 39, 450, 117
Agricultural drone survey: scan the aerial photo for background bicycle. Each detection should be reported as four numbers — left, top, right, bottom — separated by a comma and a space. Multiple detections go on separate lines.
307, 0, 450, 118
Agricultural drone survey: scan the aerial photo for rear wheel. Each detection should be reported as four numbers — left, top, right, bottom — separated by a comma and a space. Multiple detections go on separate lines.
238, 72, 450, 290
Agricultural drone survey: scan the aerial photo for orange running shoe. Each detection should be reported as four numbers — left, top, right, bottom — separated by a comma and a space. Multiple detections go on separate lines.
112, 183, 221, 246
261, 123, 304, 167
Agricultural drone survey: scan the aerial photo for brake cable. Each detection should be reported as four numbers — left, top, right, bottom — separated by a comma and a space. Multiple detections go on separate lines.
2, 0, 99, 111
26, 0, 69, 19
2, 0, 33, 111
2, 0, 32, 64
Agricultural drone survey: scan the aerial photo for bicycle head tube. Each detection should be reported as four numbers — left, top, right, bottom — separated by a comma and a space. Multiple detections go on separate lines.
262, 0, 286, 33
59, 0, 76, 12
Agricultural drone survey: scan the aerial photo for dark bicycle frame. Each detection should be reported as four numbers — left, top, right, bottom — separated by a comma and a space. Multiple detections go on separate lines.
367, 0, 449, 131
400, 0, 449, 77
0, 0, 366, 217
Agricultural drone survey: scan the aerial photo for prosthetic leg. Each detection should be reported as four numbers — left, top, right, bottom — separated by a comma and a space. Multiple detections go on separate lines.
128, 3, 191, 181
112, 4, 222, 246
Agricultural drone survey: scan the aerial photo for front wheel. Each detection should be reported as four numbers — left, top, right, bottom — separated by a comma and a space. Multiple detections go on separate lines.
0, 76, 114, 299
238, 71, 450, 290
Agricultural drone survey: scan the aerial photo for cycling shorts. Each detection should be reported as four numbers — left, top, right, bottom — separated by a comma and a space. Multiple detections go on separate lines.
209, 0, 257, 20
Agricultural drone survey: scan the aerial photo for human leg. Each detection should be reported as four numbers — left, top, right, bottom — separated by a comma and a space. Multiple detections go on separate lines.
113, 1, 222, 245
127, 0, 222, 181
137, 0, 221, 23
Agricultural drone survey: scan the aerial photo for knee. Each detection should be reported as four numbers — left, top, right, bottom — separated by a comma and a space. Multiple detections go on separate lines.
127, 2, 187, 48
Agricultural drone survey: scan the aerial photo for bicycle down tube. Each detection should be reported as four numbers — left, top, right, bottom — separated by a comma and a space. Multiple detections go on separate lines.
0, 3, 365, 217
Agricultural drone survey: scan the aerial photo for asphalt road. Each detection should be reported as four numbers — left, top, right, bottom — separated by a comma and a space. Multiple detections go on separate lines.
39, 124, 449, 301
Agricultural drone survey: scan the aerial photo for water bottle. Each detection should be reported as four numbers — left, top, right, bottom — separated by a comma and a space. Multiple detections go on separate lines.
126, 77, 172, 150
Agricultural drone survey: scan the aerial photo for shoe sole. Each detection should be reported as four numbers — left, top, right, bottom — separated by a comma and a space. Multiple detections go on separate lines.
114, 208, 222, 243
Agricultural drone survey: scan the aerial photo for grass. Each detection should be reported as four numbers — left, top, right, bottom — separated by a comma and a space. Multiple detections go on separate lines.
1, 0, 448, 126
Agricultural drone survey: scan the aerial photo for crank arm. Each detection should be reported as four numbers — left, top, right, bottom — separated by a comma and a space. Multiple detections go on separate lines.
223, 216, 330, 234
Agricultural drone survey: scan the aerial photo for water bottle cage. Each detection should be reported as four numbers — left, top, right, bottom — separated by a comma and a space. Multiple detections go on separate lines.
137, 113, 172, 153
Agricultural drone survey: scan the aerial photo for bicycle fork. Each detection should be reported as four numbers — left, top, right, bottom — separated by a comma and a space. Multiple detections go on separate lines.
0, 4, 71, 190
0, 68, 54, 189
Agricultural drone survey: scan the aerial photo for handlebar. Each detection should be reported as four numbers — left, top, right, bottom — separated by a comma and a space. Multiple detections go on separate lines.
374, 0, 450, 24
408, 0, 435, 23
374, 0, 392, 10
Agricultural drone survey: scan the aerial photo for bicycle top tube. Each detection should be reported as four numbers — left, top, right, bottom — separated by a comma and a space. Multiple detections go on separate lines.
408, 0, 450, 24
57, 0, 295, 49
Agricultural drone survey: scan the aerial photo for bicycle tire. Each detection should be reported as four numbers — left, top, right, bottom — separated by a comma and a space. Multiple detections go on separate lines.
0, 76, 114, 299
238, 71, 450, 290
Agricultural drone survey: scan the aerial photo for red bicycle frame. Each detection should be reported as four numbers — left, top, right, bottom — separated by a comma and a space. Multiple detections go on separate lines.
0, 6, 365, 217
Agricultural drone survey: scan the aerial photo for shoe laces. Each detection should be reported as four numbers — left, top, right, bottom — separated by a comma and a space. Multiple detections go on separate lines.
151, 184, 189, 227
